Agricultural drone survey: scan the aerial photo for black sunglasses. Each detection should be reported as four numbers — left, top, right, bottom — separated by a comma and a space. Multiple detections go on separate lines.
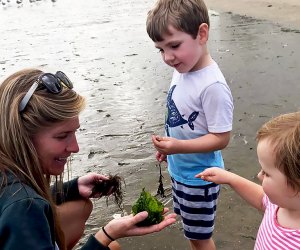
19, 71, 73, 112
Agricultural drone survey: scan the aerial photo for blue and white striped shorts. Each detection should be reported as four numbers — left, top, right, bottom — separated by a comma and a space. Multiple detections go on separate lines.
171, 178, 220, 240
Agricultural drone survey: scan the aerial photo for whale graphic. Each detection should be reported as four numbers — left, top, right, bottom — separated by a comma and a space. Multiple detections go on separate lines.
166, 85, 199, 135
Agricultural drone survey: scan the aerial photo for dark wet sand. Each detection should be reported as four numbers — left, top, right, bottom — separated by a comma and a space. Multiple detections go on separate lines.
1, 1, 300, 249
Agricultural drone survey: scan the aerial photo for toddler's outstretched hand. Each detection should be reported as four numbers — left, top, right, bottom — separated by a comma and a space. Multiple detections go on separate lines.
195, 167, 232, 184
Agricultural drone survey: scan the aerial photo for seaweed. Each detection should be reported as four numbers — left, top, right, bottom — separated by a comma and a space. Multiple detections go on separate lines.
91, 174, 125, 210
156, 162, 165, 198
132, 188, 164, 226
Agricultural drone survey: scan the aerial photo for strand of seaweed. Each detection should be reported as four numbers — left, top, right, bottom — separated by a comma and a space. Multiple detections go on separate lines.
156, 162, 166, 198
154, 162, 173, 207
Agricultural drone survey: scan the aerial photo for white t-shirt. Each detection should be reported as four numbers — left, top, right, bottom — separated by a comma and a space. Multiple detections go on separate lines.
166, 61, 233, 185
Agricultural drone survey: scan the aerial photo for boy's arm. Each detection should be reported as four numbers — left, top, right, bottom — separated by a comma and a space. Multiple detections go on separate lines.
181, 131, 230, 153
152, 131, 230, 155
196, 167, 265, 211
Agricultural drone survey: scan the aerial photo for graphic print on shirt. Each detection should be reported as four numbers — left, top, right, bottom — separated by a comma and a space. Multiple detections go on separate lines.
166, 85, 199, 136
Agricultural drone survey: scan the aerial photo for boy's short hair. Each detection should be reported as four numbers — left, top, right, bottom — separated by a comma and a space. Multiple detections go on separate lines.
146, 0, 210, 42
256, 112, 300, 191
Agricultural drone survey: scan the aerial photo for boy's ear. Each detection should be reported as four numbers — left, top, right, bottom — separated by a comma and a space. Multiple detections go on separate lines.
197, 23, 209, 44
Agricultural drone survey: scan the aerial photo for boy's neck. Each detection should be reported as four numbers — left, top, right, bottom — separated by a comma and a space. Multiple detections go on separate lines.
189, 51, 214, 72
200, 53, 214, 70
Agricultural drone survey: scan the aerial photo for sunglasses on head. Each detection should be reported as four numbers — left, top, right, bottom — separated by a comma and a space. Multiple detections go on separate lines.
19, 71, 73, 112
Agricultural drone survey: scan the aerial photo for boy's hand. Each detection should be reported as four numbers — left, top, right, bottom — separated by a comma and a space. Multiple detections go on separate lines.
151, 135, 179, 155
156, 151, 167, 162
195, 167, 233, 184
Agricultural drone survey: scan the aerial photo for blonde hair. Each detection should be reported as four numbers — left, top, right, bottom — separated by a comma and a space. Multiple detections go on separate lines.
256, 112, 300, 191
146, 0, 209, 42
0, 68, 86, 249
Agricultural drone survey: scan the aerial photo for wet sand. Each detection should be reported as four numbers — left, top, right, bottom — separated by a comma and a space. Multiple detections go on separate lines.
205, 0, 300, 30
1, 0, 300, 249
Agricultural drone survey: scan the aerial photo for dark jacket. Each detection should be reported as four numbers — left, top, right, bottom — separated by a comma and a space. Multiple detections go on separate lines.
0, 173, 109, 250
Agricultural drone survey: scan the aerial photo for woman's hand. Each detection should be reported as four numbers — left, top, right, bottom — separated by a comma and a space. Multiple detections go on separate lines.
108, 208, 176, 238
77, 173, 109, 198
94, 208, 176, 246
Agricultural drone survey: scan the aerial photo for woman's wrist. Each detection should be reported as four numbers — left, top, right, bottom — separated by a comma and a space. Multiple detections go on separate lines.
94, 227, 113, 246
102, 226, 115, 241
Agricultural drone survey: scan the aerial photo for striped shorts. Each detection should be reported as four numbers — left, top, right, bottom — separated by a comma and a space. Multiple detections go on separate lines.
171, 177, 220, 240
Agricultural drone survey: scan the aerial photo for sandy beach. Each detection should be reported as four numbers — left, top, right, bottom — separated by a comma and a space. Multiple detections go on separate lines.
205, 0, 300, 30
0, 0, 300, 249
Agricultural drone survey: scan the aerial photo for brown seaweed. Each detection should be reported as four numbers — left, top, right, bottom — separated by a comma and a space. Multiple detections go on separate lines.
91, 174, 125, 210
156, 163, 166, 198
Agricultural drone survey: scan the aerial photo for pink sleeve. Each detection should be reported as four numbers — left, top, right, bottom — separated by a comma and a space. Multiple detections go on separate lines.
262, 194, 269, 210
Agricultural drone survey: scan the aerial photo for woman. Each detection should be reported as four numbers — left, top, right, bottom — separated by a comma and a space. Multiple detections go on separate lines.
0, 69, 176, 249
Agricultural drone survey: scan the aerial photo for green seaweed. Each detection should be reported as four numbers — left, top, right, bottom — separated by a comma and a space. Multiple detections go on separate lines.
132, 188, 164, 226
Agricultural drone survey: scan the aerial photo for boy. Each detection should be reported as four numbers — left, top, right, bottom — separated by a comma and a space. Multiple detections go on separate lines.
197, 112, 300, 249
146, 0, 234, 249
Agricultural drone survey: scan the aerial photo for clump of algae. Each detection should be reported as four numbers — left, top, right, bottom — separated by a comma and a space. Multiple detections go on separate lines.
132, 188, 164, 226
